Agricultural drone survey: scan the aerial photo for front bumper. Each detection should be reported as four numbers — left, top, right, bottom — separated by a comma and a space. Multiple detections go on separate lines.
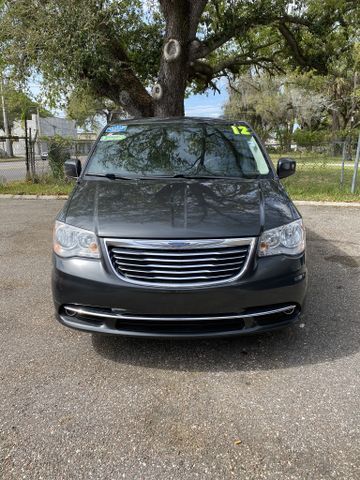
52, 250, 307, 338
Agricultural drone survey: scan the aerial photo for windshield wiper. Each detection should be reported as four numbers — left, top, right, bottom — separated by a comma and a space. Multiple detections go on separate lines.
152, 174, 263, 180
86, 173, 134, 180
155, 174, 229, 180
241, 173, 261, 179
87, 173, 261, 181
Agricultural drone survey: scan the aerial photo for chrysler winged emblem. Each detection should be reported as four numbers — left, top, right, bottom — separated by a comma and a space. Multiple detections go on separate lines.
167, 240, 190, 248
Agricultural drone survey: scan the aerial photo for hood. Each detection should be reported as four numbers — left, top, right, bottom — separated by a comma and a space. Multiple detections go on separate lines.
61, 178, 299, 238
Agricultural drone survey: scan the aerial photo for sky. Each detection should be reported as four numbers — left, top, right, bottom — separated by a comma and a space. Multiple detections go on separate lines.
185, 87, 228, 118
29, 76, 229, 121
29, 72, 228, 118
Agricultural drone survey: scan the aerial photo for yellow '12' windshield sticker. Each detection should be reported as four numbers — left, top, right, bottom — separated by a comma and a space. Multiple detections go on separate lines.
231, 125, 251, 135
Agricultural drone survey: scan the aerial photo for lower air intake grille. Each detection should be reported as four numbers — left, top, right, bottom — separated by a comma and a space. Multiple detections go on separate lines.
105, 238, 255, 287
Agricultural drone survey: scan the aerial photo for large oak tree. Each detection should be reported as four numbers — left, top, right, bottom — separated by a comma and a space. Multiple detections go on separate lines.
0, 0, 358, 118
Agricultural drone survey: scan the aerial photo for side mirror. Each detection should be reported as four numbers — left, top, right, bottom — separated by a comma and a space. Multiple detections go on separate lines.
64, 158, 82, 179
277, 158, 296, 179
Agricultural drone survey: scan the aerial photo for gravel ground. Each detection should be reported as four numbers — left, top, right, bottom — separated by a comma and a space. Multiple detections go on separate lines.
0, 199, 359, 480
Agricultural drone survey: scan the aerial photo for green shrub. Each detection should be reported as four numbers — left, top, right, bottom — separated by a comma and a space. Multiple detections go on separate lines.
332, 128, 360, 142
292, 129, 329, 147
46, 135, 72, 180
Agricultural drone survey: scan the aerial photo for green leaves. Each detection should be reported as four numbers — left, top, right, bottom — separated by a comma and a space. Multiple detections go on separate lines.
0, 0, 358, 117
0, 0, 161, 105
66, 85, 119, 130
0, 78, 49, 131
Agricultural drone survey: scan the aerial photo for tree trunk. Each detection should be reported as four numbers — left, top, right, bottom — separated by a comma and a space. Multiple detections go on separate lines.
95, 0, 207, 118
1, 79, 14, 157
154, 1, 192, 117
331, 110, 342, 156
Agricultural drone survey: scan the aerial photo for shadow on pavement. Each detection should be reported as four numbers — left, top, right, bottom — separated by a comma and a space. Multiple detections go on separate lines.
92, 229, 360, 372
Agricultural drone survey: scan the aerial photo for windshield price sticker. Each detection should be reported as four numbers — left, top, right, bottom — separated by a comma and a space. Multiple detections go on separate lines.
100, 134, 127, 142
106, 125, 128, 133
231, 125, 252, 136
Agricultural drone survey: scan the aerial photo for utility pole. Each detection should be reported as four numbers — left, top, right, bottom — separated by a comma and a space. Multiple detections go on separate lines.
36, 106, 42, 155
0, 77, 14, 157
24, 114, 30, 180
351, 132, 360, 194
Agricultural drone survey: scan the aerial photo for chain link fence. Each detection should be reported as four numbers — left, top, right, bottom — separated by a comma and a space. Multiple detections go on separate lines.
0, 136, 94, 185
267, 138, 360, 196
1, 134, 359, 197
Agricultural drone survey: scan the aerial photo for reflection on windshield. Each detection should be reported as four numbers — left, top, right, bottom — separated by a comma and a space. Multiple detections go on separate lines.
86, 124, 270, 178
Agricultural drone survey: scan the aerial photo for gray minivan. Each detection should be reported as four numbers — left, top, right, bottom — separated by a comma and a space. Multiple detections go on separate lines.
52, 117, 307, 337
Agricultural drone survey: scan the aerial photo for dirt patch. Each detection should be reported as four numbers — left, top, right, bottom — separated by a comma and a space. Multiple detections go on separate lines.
324, 255, 360, 268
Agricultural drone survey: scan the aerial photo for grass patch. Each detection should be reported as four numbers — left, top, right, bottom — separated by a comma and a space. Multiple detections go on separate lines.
282, 164, 359, 202
0, 179, 73, 195
271, 151, 353, 165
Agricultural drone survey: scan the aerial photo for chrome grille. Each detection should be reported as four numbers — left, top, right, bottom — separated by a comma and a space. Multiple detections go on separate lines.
105, 238, 255, 287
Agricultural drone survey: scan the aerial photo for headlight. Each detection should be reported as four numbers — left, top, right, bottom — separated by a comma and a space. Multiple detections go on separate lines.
53, 221, 100, 258
258, 219, 305, 256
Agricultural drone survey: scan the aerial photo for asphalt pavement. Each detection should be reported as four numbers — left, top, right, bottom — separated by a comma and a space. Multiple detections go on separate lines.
0, 199, 359, 479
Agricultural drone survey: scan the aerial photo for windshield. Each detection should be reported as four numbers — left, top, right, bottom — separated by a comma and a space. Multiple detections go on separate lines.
86, 123, 270, 178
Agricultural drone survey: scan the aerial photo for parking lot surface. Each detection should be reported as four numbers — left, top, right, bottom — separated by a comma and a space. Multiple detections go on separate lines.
0, 199, 359, 479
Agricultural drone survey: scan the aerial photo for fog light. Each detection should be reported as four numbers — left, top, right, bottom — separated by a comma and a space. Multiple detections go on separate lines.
294, 273, 305, 282
284, 306, 296, 315
64, 307, 77, 317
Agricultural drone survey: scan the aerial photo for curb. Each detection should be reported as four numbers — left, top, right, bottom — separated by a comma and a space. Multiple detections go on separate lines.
0, 160, 25, 164
294, 200, 360, 207
1, 194, 360, 207
0, 194, 68, 200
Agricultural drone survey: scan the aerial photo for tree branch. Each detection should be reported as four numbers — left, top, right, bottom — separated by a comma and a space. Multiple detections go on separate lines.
212, 54, 283, 74
189, 0, 209, 39
190, 29, 243, 60
91, 17, 155, 116
193, 38, 282, 77
279, 14, 313, 27
228, 77, 261, 94
190, 10, 325, 62
278, 22, 307, 68
189, 49, 284, 92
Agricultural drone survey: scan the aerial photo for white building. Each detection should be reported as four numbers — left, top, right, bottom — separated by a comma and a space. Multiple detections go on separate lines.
11, 114, 77, 156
